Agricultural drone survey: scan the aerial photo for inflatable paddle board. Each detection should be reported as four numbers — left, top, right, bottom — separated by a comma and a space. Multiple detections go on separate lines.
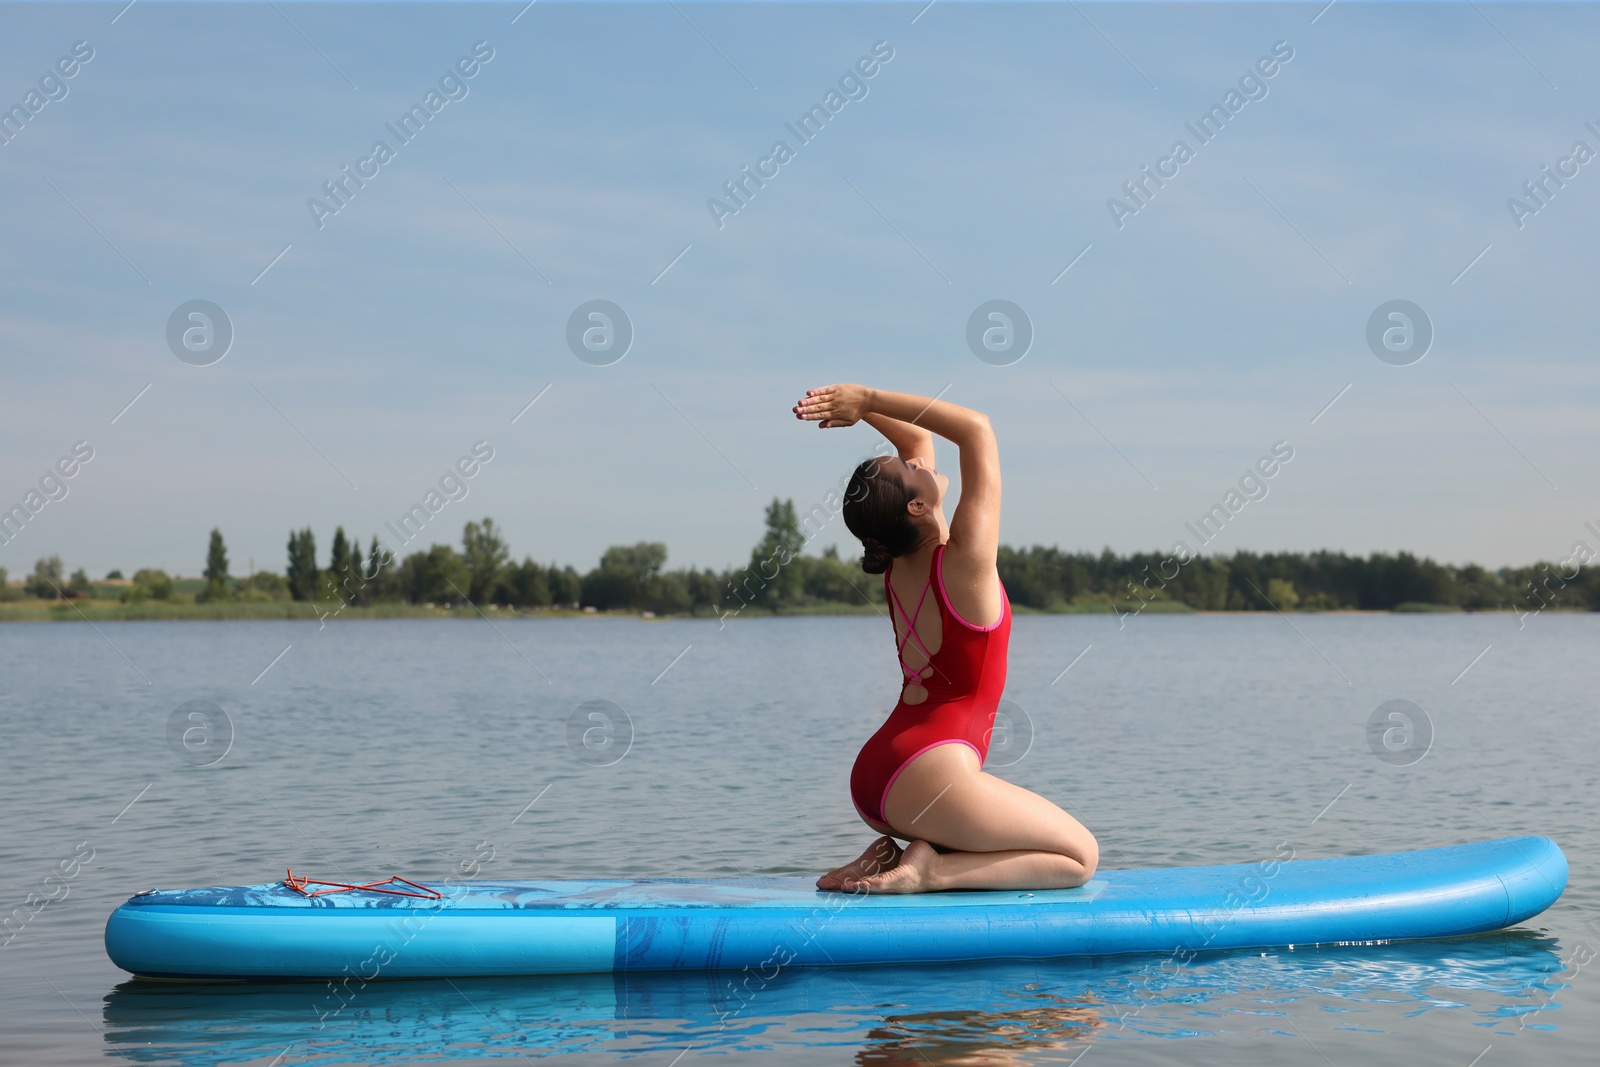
105, 836, 1566, 980
100, 934, 1567, 1059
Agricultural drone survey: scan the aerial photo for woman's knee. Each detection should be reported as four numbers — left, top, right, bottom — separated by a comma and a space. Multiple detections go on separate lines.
1044, 811, 1098, 874
1077, 835, 1100, 877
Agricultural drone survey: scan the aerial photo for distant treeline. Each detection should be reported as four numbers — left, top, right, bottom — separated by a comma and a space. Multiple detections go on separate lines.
997, 545, 1598, 614
3, 497, 1593, 617
0, 502, 876, 616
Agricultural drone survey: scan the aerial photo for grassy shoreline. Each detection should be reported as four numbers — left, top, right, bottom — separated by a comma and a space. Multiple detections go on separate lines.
0, 597, 1552, 622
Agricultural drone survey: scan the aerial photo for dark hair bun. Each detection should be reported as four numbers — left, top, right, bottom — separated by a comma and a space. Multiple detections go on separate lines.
860, 536, 893, 575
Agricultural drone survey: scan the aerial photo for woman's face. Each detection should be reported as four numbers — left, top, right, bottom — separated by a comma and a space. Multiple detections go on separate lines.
896, 456, 948, 511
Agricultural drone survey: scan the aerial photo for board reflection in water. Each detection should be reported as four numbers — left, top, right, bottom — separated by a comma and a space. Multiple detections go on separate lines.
101, 932, 1566, 1065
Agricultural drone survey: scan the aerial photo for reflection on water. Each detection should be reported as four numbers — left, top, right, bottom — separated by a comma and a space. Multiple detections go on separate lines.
851, 991, 1104, 1067
101, 932, 1566, 1065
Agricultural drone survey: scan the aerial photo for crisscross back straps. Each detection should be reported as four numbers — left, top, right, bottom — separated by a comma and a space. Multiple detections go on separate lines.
888, 566, 936, 686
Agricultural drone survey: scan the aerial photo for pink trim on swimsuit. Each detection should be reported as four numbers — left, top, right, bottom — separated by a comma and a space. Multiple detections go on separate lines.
877, 738, 982, 824
935, 547, 1005, 631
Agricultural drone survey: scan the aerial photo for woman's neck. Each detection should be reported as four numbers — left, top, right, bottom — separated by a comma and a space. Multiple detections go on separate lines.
903, 524, 947, 565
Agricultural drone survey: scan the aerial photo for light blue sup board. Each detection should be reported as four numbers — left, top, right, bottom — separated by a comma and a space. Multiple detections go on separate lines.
105, 836, 1566, 980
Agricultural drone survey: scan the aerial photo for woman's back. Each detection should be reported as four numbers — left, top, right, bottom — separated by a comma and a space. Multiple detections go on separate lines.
886, 543, 1010, 708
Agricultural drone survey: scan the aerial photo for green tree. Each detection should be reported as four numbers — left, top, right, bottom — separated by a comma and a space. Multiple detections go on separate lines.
0, 566, 9, 601
329, 526, 350, 590
686, 566, 722, 614
401, 544, 469, 604
503, 557, 550, 607
601, 542, 667, 584
582, 542, 668, 610
581, 569, 633, 610
644, 570, 691, 614
744, 498, 805, 607
324, 526, 362, 605
802, 544, 876, 606
359, 537, 403, 604
67, 567, 93, 597
200, 528, 231, 602
286, 527, 318, 602
462, 518, 510, 604
204, 528, 229, 584
341, 536, 385, 607
548, 564, 582, 608
26, 556, 64, 598
1266, 577, 1300, 610
1175, 556, 1230, 610
122, 568, 174, 602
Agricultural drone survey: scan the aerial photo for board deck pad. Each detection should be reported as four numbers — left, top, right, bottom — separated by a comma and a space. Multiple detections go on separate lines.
104, 836, 1566, 979
133, 877, 1109, 910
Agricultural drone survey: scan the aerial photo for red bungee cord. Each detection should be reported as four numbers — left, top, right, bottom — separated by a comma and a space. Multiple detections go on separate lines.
282, 868, 442, 900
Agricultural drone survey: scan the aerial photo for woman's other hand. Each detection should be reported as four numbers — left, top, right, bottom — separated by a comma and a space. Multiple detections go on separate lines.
795, 384, 873, 428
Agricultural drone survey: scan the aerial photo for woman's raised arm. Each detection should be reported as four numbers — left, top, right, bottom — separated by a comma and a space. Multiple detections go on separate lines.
795, 385, 1000, 565
863, 413, 935, 468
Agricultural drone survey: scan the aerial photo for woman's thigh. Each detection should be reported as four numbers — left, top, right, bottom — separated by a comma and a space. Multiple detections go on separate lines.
881, 742, 1097, 866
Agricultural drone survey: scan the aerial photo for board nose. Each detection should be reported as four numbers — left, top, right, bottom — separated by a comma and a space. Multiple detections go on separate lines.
1498, 836, 1568, 926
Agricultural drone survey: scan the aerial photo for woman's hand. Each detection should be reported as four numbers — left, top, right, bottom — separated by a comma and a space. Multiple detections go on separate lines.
794, 384, 873, 429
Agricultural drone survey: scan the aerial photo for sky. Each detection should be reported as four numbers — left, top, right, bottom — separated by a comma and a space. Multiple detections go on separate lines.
0, 0, 1595, 579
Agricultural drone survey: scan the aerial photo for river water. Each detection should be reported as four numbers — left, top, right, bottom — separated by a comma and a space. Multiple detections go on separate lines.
1, 613, 1593, 1065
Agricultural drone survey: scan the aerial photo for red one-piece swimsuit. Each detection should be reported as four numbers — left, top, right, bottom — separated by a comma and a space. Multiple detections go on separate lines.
849, 542, 1013, 827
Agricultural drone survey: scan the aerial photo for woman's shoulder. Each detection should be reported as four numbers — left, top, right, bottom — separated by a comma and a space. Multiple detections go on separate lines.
935, 539, 1005, 626
936, 537, 995, 573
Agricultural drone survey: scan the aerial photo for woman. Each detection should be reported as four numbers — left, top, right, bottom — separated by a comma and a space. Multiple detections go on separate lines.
793, 384, 1099, 894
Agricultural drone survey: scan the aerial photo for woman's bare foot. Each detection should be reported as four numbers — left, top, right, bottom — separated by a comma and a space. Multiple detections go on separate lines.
816, 835, 903, 891
840, 839, 940, 894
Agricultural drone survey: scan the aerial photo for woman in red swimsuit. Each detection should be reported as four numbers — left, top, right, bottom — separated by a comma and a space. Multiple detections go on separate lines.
794, 384, 1099, 894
